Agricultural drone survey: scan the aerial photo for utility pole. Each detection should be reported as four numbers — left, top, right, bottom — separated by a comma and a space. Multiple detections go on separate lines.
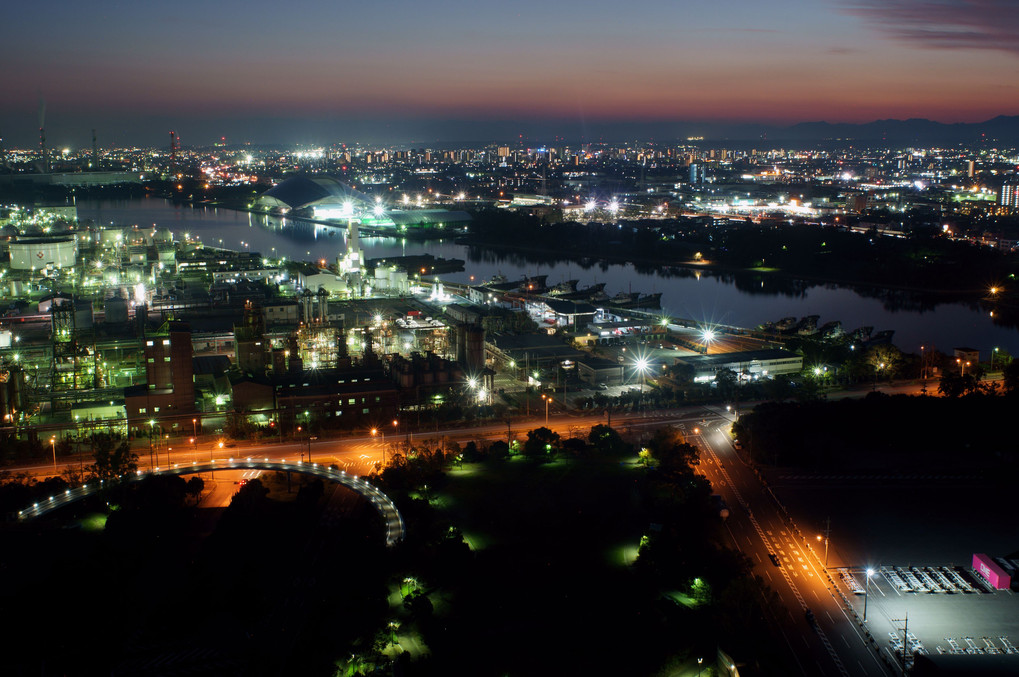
892, 612, 910, 674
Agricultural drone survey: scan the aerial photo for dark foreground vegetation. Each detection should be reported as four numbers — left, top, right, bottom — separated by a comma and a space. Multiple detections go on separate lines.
1, 425, 791, 676
0, 472, 388, 676
734, 392, 1019, 473
352, 425, 786, 675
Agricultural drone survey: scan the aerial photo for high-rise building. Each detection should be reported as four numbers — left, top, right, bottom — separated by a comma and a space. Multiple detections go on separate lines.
1000, 178, 1019, 210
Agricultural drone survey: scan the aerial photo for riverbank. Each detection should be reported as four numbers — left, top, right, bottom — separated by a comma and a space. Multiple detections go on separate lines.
73, 197, 1019, 352
460, 235, 984, 299
157, 196, 1000, 301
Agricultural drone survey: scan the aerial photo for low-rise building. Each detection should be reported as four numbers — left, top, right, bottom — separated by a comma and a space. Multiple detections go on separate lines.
263, 299, 300, 325
231, 367, 399, 429
576, 356, 625, 386
676, 349, 803, 383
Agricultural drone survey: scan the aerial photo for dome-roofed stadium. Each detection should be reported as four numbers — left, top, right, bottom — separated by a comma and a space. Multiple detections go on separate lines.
257, 173, 472, 231
258, 175, 374, 218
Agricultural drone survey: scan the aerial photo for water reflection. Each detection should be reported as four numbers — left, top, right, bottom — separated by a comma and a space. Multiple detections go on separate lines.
75, 198, 1018, 353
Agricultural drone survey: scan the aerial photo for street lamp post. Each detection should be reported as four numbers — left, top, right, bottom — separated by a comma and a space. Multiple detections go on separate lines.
50, 435, 56, 473
372, 428, 385, 467
148, 420, 156, 468
816, 534, 830, 568
541, 394, 551, 426
864, 568, 874, 621
697, 657, 703, 677
920, 345, 927, 394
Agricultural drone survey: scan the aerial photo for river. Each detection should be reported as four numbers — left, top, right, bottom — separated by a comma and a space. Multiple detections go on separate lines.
76, 197, 1018, 356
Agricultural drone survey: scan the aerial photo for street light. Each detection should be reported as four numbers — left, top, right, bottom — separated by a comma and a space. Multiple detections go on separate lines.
697, 657, 703, 677
50, 436, 56, 473
148, 419, 157, 468
635, 357, 649, 393
864, 568, 874, 621
816, 533, 829, 568
920, 344, 927, 392
701, 329, 715, 353
541, 394, 551, 426
372, 427, 385, 467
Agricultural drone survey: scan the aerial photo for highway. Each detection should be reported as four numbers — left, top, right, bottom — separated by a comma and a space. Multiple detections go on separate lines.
693, 412, 891, 676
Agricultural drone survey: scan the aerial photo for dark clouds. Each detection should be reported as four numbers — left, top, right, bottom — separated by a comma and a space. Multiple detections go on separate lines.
845, 0, 1019, 55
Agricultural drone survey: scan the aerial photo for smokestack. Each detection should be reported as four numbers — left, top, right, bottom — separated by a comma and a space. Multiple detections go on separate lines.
169, 131, 177, 178
38, 98, 48, 174
317, 289, 328, 323
91, 129, 98, 171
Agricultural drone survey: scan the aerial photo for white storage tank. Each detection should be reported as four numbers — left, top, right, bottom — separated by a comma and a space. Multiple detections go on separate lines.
390, 269, 409, 292
9, 238, 77, 270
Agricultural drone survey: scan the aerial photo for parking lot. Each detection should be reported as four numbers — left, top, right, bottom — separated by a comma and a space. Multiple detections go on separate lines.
834, 563, 1019, 670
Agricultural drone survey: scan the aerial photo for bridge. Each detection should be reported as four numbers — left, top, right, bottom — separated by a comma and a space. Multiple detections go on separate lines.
17, 458, 405, 547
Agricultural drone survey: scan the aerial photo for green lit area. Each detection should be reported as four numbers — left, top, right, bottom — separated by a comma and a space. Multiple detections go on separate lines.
80, 512, 108, 531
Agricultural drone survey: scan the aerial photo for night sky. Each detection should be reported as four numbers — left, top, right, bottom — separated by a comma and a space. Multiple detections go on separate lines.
3, 0, 1019, 146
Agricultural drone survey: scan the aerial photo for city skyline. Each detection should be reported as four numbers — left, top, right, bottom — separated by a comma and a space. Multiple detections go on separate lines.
4, 0, 1019, 147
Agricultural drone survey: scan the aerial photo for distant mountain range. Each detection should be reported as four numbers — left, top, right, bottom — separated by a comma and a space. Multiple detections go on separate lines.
775, 115, 1019, 145
428, 116, 1019, 149
4, 111, 1019, 149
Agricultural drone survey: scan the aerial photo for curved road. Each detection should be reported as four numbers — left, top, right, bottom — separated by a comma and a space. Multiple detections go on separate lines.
17, 459, 405, 546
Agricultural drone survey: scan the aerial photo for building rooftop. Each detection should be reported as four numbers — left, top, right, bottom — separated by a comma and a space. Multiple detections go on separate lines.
676, 349, 801, 366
